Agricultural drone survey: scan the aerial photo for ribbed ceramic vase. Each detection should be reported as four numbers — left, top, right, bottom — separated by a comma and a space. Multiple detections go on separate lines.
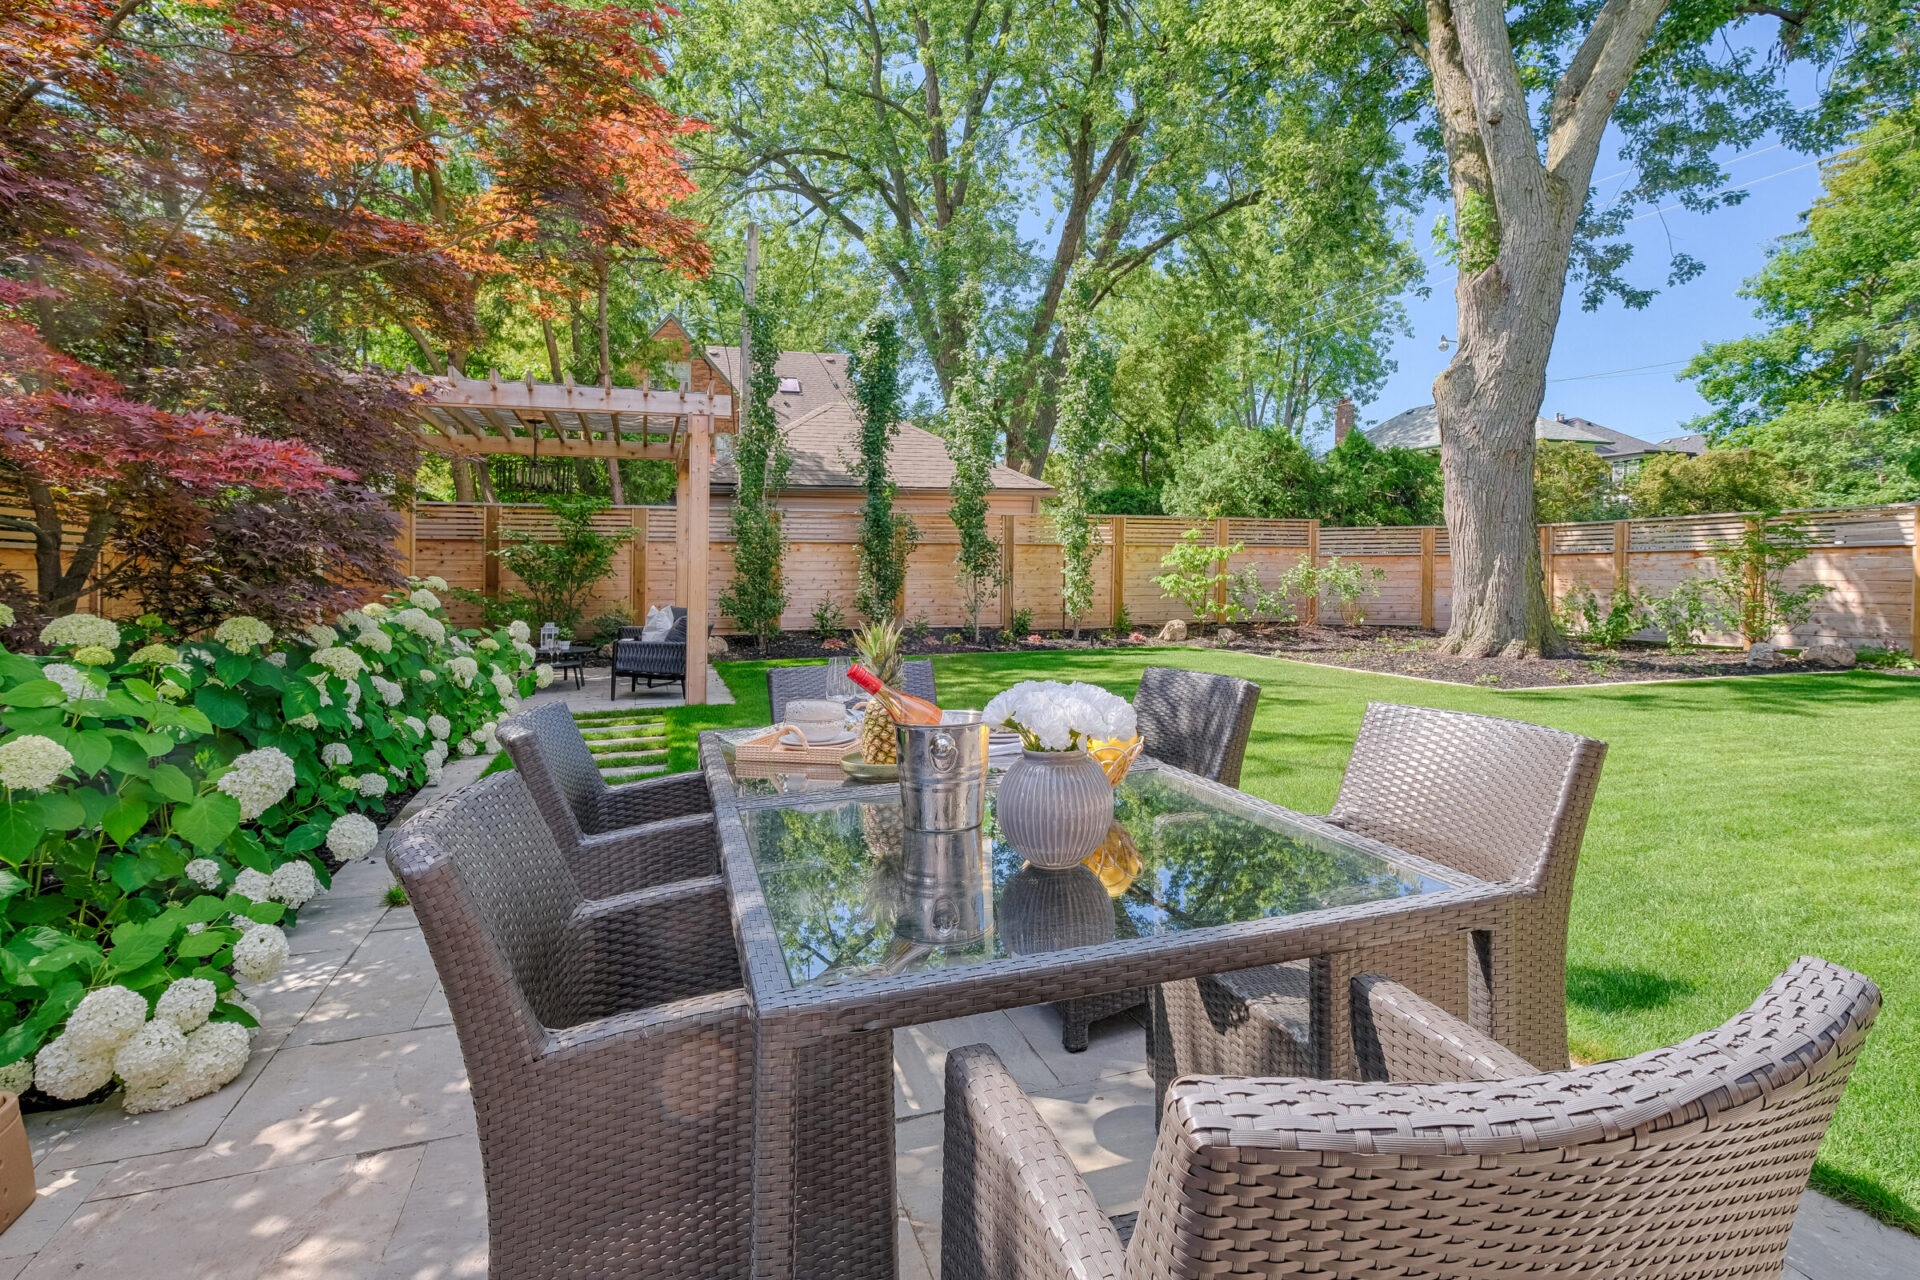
996, 748, 1114, 869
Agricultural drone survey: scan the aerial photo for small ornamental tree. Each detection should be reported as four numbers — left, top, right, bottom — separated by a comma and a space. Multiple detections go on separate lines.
849, 311, 918, 621
1051, 288, 1108, 638
944, 286, 1002, 641
489, 496, 634, 632
720, 303, 790, 646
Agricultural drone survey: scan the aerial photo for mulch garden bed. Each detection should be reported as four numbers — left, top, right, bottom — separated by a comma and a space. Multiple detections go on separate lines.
1206, 624, 1824, 688
716, 624, 1830, 689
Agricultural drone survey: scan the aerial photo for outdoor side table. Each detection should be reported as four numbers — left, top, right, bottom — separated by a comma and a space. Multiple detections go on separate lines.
537, 643, 586, 689
699, 729, 1527, 1280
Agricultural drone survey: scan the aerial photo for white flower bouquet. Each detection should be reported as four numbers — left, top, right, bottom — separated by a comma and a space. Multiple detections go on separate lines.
982, 681, 1137, 752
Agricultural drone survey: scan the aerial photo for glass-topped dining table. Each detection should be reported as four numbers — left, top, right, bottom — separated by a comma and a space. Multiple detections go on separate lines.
700, 728, 1523, 1280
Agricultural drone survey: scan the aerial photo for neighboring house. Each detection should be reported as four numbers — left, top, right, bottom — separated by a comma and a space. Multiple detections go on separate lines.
1365, 405, 1706, 481
651, 318, 1052, 518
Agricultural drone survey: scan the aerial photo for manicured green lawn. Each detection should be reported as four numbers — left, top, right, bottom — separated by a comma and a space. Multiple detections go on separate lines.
668, 651, 1920, 1228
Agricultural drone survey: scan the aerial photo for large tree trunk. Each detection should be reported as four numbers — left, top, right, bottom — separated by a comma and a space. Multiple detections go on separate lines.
1435, 242, 1571, 657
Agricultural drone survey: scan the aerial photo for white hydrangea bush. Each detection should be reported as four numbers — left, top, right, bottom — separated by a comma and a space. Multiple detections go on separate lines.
2, 584, 537, 1113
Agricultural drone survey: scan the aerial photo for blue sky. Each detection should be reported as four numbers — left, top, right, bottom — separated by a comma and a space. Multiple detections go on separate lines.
1361, 56, 1831, 445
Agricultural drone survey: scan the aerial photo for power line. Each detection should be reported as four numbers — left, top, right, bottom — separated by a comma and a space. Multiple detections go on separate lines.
1546, 359, 1687, 383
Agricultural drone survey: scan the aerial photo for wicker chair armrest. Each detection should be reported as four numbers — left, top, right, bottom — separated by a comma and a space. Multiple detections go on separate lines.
593, 771, 711, 829
1351, 972, 1536, 1083
566, 876, 741, 1013
538, 987, 751, 1061
942, 1044, 1126, 1280
571, 814, 721, 899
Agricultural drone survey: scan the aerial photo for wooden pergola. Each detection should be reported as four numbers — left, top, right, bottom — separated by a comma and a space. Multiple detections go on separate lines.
406, 367, 733, 704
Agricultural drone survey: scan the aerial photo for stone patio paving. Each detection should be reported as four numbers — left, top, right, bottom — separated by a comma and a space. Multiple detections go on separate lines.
3, 668, 1913, 1277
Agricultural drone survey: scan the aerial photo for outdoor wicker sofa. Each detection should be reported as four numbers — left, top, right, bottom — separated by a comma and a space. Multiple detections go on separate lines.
766, 657, 936, 722
611, 607, 704, 697
1051, 666, 1263, 1054
943, 955, 1879, 1280
1153, 701, 1605, 1093
497, 702, 716, 898
387, 769, 752, 1278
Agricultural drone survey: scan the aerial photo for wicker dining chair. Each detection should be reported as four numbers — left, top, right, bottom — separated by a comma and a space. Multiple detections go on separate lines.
388, 771, 753, 1279
497, 702, 717, 898
1153, 702, 1605, 1096
767, 658, 936, 722
944, 955, 1879, 1280
1049, 666, 1262, 1054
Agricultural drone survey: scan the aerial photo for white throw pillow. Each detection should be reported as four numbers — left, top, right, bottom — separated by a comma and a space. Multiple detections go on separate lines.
640, 606, 673, 641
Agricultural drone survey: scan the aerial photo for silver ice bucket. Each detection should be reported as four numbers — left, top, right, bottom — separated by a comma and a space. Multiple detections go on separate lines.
897, 711, 988, 832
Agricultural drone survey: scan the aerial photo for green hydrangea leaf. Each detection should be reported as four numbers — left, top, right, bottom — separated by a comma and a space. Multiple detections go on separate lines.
147, 763, 196, 804
174, 792, 240, 851
0, 679, 66, 708
174, 928, 230, 958
32, 792, 86, 832
194, 686, 250, 729
102, 796, 152, 845
0, 806, 47, 864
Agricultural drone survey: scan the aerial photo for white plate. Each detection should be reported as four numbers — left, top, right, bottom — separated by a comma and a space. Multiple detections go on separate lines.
783, 726, 856, 747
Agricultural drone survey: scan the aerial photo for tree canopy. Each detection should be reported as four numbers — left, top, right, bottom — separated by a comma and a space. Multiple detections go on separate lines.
1685, 103, 1920, 506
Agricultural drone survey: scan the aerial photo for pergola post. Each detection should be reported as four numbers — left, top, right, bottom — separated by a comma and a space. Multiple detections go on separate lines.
681, 413, 711, 704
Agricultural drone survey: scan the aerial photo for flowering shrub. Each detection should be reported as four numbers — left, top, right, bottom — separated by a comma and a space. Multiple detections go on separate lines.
0, 580, 555, 1110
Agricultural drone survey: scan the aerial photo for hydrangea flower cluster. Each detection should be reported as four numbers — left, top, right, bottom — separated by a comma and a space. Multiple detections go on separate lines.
130, 643, 181, 665
446, 656, 479, 688
326, 812, 380, 861
983, 681, 1138, 751
356, 627, 393, 654
0, 734, 75, 791
214, 615, 274, 652
185, 858, 225, 890
268, 861, 320, 909
305, 623, 339, 648
216, 747, 297, 819
371, 675, 404, 706
508, 619, 530, 642
40, 612, 122, 651
311, 645, 367, 681
321, 743, 353, 767
409, 588, 441, 610
70, 645, 116, 666
232, 925, 291, 983
44, 663, 95, 703
535, 663, 556, 688
393, 608, 446, 644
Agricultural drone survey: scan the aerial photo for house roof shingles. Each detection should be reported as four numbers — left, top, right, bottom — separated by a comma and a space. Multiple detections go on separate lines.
1366, 405, 1710, 459
707, 392, 1050, 495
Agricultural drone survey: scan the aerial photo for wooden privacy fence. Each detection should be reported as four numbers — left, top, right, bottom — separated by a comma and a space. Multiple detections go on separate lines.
407, 500, 1920, 652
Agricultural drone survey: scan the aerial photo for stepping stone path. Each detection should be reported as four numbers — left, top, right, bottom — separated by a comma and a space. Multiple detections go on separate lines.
568, 710, 669, 783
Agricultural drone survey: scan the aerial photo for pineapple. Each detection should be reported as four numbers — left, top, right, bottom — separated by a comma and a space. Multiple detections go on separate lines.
854, 618, 904, 765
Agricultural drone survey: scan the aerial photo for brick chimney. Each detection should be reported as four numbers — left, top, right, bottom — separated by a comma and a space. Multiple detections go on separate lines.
1334, 397, 1356, 444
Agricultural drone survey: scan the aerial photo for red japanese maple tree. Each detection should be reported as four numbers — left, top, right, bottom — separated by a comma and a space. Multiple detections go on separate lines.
0, 0, 711, 621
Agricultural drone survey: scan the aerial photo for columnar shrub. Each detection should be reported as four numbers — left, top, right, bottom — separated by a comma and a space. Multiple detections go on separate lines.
0, 583, 555, 1110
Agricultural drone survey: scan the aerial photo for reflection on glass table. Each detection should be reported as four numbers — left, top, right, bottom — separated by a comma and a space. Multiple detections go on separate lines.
738, 768, 1459, 989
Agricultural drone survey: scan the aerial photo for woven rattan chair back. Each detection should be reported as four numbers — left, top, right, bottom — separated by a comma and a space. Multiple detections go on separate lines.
1134, 666, 1261, 787
499, 701, 604, 843
389, 771, 757, 1279
768, 658, 935, 722
390, 770, 585, 1032
1127, 956, 1879, 1280
1330, 702, 1605, 888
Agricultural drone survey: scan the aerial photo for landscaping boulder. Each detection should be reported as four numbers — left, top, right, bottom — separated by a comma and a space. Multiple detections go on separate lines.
1214, 627, 1240, 645
1156, 619, 1188, 642
707, 635, 730, 658
1745, 643, 1778, 669
1801, 642, 1856, 668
